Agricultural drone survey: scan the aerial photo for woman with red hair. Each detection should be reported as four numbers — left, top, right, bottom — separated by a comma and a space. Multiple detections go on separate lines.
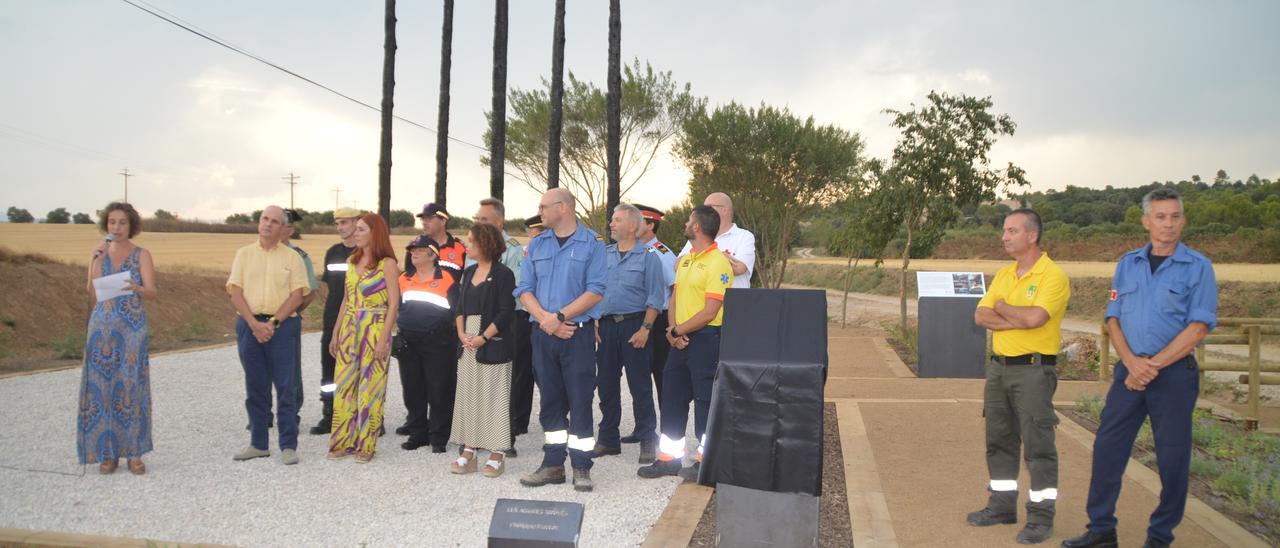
327, 213, 400, 462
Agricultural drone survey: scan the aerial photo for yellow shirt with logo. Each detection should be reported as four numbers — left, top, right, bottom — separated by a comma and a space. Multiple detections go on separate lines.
977, 252, 1070, 356
226, 241, 312, 315
673, 243, 734, 327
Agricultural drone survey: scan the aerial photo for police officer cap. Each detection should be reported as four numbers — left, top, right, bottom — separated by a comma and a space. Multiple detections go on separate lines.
283, 208, 304, 224
524, 214, 544, 229
634, 204, 664, 222
417, 203, 450, 220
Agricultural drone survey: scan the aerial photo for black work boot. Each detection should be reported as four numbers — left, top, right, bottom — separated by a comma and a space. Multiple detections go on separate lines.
967, 491, 1017, 526
1018, 499, 1055, 544
1017, 523, 1053, 544
309, 400, 333, 435
1061, 529, 1118, 548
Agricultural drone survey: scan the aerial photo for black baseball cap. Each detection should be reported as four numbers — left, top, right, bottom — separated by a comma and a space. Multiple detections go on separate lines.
417, 203, 450, 220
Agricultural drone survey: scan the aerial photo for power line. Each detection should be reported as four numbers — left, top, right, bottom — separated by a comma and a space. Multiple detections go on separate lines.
118, 0, 489, 152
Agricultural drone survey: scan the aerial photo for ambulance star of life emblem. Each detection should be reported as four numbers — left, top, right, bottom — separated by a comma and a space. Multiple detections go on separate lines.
720, 273, 730, 285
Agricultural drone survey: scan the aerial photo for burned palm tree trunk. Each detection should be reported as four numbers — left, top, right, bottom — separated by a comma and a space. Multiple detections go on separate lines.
488, 0, 509, 200
434, 0, 454, 206
377, 0, 397, 220
546, 0, 566, 189
605, 0, 621, 232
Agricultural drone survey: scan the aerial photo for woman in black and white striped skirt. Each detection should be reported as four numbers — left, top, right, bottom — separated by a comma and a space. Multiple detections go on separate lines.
449, 223, 517, 478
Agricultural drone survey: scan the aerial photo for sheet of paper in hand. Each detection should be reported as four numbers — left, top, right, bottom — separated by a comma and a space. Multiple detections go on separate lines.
92, 271, 134, 302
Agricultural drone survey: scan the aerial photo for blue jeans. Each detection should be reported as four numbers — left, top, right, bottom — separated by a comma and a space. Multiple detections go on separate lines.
236, 316, 300, 451
660, 327, 721, 452
532, 325, 597, 470
1086, 356, 1198, 544
595, 316, 657, 447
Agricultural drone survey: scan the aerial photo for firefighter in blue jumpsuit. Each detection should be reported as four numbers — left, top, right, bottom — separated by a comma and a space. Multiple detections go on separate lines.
593, 204, 666, 464
514, 188, 606, 492
1063, 188, 1217, 548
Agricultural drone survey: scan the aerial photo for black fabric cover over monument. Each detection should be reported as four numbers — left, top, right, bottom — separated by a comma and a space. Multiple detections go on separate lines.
698, 288, 828, 496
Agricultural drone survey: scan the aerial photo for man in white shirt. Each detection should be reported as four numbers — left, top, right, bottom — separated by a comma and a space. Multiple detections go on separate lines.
679, 192, 755, 289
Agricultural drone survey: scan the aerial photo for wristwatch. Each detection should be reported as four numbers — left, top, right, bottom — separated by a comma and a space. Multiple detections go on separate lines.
269, 316, 280, 328
641, 322, 654, 330
556, 311, 566, 322
670, 326, 680, 338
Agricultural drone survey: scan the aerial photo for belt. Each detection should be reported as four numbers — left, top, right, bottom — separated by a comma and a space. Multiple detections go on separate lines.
252, 314, 273, 322
601, 312, 645, 323
991, 353, 1057, 366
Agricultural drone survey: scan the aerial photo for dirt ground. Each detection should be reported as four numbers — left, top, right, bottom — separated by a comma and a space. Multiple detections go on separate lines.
0, 257, 325, 373
858, 401, 1227, 548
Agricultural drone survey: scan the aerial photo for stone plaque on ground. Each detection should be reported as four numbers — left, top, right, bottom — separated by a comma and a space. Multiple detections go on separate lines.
487, 498, 584, 547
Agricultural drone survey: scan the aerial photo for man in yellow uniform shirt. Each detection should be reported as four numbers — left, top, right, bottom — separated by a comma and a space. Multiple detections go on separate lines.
967, 208, 1070, 545
637, 205, 733, 481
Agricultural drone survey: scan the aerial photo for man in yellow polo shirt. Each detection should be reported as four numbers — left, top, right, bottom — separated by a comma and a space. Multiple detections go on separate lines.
966, 208, 1070, 545
226, 205, 312, 466
638, 205, 733, 481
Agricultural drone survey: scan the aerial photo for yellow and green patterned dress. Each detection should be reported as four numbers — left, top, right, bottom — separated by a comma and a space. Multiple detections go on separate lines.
329, 258, 391, 459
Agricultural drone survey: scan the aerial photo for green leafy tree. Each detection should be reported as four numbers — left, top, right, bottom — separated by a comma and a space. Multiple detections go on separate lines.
486, 59, 705, 234
389, 209, 415, 228
153, 209, 176, 220
7, 207, 33, 223
876, 91, 1027, 332
45, 207, 71, 224
679, 102, 866, 288
72, 212, 93, 224
225, 213, 253, 224
655, 201, 693, 252
826, 181, 900, 325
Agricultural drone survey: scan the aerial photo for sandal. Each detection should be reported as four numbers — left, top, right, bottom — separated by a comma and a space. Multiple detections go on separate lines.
450, 448, 478, 475
483, 451, 506, 478
127, 458, 146, 475
98, 459, 118, 475
354, 452, 375, 464
327, 449, 351, 460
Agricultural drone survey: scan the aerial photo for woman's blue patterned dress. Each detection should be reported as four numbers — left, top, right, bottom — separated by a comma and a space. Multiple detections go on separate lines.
77, 247, 152, 464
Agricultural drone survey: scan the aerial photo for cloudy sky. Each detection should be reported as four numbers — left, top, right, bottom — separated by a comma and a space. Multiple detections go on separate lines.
1, 0, 1277, 222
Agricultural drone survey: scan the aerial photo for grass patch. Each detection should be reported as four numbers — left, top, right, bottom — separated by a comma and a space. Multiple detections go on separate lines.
1072, 395, 1280, 543
881, 320, 918, 366
173, 318, 213, 342
51, 329, 85, 360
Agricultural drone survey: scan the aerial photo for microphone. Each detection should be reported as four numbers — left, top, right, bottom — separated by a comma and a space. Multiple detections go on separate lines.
93, 234, 114, 259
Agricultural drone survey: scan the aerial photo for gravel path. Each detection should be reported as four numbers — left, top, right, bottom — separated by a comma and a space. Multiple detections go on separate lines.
0, 332, 683, 547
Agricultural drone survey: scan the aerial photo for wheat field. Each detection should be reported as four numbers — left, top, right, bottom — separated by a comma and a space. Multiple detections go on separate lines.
2, 224, 1277, 282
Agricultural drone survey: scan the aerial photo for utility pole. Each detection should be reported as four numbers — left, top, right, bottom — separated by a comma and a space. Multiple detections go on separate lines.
331, 187, 342, 211
119, 168, 133, 202
283, 172, 301, 209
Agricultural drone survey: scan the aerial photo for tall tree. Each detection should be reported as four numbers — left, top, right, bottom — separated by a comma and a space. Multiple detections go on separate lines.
489, 0, 509, 200
679, 102, 866, 288
604, 0, 621, 235
434, 0, 454, 207
486, 60, 703, 234
877, 91, 1028, 332
377, 0, 397, 221
546, 0, 566, 189
826, 179, 899, 326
